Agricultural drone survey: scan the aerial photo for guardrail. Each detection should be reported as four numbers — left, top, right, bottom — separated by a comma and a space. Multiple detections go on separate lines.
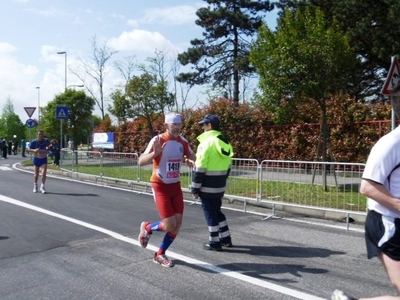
59, 150, 366, 227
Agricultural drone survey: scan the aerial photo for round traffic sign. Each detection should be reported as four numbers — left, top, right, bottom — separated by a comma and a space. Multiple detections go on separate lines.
25, 118, 37, 128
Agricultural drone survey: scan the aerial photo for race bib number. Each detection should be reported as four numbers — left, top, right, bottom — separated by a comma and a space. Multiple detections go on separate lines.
37, 149, 47, 159
166, 158, 181, 178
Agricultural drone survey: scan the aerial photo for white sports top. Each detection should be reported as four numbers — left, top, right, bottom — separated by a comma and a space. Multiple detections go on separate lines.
362, 126, 400, 218
143, 133, 193, 184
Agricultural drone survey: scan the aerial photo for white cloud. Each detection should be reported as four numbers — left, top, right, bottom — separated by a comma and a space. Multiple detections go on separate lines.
0, 42, 17, 53
111, 13, 125, 20
141, 5, 199, 26
127, 19, 139, 28
0, 59, 38, 86
0, 43, 39, 82
108, 29, 180, 53
0, 49, 40, 120
40, 45, 58, 61
27, 7, 63, 18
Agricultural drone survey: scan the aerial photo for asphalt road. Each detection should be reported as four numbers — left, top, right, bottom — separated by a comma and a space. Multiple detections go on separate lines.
0, 154, 397, 300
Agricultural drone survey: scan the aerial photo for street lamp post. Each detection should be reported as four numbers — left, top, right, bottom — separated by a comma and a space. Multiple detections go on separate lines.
57, 51, 67, 91
35, 86, 40, 124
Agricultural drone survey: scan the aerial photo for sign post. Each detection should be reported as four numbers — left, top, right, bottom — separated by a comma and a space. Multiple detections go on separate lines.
56, 106, 69, 148
381, 56, 400, 130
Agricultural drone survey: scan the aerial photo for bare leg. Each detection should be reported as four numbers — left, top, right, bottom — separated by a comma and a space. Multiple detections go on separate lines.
41, 165, 47, 184
161, 213, 182, 235
355, 253, 400, 300
33, 165, 39, 184
378, 253, 400, 293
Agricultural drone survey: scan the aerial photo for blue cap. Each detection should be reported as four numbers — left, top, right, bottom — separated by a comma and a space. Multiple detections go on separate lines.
198, 114, 220, 127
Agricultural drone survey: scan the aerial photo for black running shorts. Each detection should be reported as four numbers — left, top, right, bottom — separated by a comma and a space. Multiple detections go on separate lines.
365, 209, 400, 260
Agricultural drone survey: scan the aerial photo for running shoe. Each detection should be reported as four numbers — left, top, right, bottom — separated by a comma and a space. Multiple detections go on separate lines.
203, 243, 222, 251
138, 222, 151, 248
153, 252, 174, 267
221, 238, 233, 247
40, 185, 46, 194
331, 289, 357, 300
33, 184, 38, 193
221, 241, 233, 247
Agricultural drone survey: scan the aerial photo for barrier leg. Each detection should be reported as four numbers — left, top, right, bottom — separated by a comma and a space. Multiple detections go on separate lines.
261, 203, 282, 221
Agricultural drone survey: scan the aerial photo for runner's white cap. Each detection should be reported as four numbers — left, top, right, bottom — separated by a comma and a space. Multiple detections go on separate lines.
165, 113, 182, 124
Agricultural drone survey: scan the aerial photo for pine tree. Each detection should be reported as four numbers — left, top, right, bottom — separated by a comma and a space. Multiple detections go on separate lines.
177, 0, 274, 105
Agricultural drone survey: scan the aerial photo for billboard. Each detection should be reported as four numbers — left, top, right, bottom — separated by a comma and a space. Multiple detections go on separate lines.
92, 132, 114, 149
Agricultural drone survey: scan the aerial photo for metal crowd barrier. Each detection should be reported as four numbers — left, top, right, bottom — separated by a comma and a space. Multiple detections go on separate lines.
60, 150, 367, 223
258, 160, 365, 211
60, 150, 140, 182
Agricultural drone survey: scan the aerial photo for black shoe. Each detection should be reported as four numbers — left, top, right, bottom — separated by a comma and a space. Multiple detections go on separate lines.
221, 241, 233, 248
203, 243, 222, 251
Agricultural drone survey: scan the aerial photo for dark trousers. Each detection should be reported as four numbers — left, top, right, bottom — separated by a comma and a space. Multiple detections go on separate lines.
200, 197, 231, 245
53, 151, 60, 166
2, 147, 7, 158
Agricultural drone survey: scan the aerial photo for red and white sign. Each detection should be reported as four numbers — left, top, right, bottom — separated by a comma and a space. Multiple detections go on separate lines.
382, 56, 400, 95
24, 107, 36, 118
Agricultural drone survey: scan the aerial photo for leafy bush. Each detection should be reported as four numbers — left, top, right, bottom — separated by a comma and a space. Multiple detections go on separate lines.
110, 94, 393, 163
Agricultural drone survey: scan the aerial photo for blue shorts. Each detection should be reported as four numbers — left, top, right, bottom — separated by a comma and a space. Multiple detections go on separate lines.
33, 157, 48, 167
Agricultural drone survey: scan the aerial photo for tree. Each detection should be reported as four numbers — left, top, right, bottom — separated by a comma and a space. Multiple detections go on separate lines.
177, 0, 274, 105
95, 115, 116, 133
108, 89, 129, 123
41, 89, 95, 149
275, 0, 400, 100
114, 55, 137, 86
109, 72, 175, 136
110, 50, 179, 123
0, 98, 25, 142
71, 35, 118, 120
171, 55, 195, 111
250, 7, 357, 189
139, 49, 180, 112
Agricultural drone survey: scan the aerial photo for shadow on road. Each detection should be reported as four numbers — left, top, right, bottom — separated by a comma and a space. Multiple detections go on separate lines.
220, 245, 345, 258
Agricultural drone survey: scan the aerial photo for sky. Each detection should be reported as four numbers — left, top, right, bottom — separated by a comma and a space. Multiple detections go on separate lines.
0, 0, 277, 124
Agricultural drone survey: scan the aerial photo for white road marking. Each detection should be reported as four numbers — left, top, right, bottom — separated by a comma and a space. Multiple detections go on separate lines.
0, 166, 12, 170
0, 194, 325, 300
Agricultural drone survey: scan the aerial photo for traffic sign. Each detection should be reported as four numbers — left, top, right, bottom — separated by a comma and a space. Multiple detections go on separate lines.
56, 106, 69, 119
24, 107, 36, 118
25, 118, 36, 128
382, 56, 400, 95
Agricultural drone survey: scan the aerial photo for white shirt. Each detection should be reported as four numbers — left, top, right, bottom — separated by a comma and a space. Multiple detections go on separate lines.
143, 133, 193, 184
363, 126, 400, 218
